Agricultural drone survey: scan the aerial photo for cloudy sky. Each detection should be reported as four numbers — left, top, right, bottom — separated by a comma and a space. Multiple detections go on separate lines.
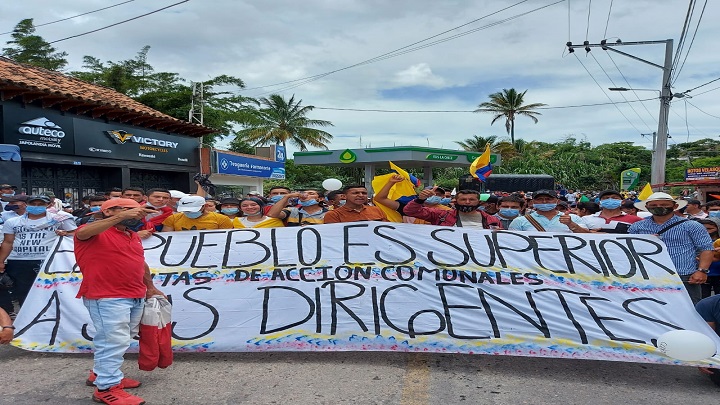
1, 0, 718, 157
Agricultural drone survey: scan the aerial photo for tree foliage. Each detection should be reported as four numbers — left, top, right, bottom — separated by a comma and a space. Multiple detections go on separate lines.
1, 19, 68, 71
474, 88, 546, 144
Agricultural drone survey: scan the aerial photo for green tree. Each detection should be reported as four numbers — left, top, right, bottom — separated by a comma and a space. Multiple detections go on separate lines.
237, 94, 333, 151
474, 88, 546, 144
227, 138, 255, 155
455, 135, 498, 151
2, 19, 68, 70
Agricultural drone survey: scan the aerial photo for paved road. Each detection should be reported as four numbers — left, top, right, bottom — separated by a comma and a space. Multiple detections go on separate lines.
1, 345, 718, 404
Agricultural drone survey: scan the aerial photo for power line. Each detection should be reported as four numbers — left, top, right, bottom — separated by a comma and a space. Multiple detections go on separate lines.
669, 106, 710, 137
0, 0, 136, 35
603, 0, 614, 39
240, 0, 562, 95
573, 53, 643, 134
585, 0, 592, 41
692, 85, 720, 97
672, 0, 707, 84
48, 0, 189, 44
604, 52, 657, 123
686, 100, 720, 120
671, 0, 696, 77
682, 75, 720, 94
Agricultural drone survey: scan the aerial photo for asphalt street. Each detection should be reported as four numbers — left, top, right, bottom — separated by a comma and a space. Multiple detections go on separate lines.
1, 345, 718, 405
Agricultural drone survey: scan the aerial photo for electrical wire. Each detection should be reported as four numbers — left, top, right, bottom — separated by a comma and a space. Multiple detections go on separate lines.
0, 0, 136, 35
585, 0, 592, 41
590, 52, 653, 131
692, 85, 720, 97
684, 99, 691, 142
605, 52, 657, 123
603, 0, 613, 39
48, 0, 189, 44
248, 0, 565, 97
682, 76, 720, 94
672, 0, 707, 84
238, 0, 554, 94
671, 0, 696, 76
313, 98, 659, 113
669, 107, 710, 138
686, 100, 720, 120
573, 53, 642, 134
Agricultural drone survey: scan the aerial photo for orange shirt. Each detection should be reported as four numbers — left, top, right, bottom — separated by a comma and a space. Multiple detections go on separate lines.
323, 205, 388, 224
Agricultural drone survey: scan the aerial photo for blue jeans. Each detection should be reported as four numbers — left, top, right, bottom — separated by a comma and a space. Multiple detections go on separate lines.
83, 298, 144, 390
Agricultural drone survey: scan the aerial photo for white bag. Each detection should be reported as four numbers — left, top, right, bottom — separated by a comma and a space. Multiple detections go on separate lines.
141, 296, 172, 328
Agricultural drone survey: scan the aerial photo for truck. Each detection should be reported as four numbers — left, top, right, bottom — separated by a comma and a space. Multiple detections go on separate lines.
458, 174, 555, 193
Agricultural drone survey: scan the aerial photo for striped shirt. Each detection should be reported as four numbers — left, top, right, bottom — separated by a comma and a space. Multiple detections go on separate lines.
282, 207, 328, 226
628, 216, 714, 275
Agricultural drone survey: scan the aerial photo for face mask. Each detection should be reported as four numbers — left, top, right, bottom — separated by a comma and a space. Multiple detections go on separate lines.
26, 206, 47, 215
184, 211, 203, 219
709, 211, 720, 218
120, 219, 143, 228
425, 196, 442, 204
533, 203, 557, 212
499, 208, 520, 218
89, 206, 102, 212
299, 199, 318, 207
456, 204, 479, 213
599, 199, 622, 210
221, 208, 239, 215
440, 197, 451, 205
2, 193, 14, 197
338, 200, 346, 206
4, 204, 19, 211
269, 195, 284, 203
647, 206, 674, 217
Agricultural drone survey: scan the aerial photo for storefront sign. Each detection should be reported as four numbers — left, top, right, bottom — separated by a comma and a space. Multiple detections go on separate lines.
426, 153, 458, 161
2, 104, 75, 155
73, 119, 199, 166
686, 167, 720, 181
217, 151, 285, 179
466, 153, 500, 165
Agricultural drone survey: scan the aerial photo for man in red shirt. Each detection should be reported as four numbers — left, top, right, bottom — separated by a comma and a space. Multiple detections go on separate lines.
74, 198, 163, 405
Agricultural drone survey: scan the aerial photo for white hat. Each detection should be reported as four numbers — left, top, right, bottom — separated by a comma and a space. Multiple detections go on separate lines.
177, 195, 205, 212
169, 190, 189, 199
634, 192, 688, 211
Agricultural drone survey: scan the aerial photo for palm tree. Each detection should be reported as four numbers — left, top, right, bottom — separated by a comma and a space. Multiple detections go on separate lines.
455, 135, 498, 151
474, 88, 547, 144
237, 94, 333, 151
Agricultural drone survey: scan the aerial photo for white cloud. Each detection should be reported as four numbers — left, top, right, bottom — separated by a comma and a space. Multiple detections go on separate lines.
393, 63, 445, 88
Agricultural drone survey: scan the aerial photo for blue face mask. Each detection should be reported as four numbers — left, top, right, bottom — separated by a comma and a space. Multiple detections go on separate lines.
26, 206, 47, 215
599, 199, 622, 210
299, 199, 318, 207
221, 208, 239, 215
89, 206, 102, 212
338, 200, 346, 206
269, 195, 284, 203
440, 197, 451, 205
499, 208, 520, 218
184, 211, 203, 219
709, 211, 720, 218
533, 203, 557, 212
425, 196, 442, 204
2, 193, 14, 198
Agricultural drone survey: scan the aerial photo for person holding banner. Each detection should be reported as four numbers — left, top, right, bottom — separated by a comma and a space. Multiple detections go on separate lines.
508, 190, 589, 233
629, 192, 714, 304
403, 188, 501, 229
266, 189, 328, 226
74, 198, 165, 405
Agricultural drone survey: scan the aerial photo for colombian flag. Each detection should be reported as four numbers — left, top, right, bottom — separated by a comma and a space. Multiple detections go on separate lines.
389, 161, 422, 187
469, 144, 493, 182
372, 162, 421, 222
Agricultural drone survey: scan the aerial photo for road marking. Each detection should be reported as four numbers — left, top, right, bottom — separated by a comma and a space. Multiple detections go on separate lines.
400, 353, 430, 405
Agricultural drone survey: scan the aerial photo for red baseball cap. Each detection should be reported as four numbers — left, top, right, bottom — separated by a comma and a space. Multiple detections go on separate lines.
100, 198, 141, 211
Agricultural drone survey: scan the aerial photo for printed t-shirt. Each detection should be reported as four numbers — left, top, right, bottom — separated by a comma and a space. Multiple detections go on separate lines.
283, 207, 328, 226
74, 226, 146, 299
233, 216, 285, 228
3, 212, 77, 260
584, 212, 643, 233
162, 211, 233, 231
323, 205, 388, 224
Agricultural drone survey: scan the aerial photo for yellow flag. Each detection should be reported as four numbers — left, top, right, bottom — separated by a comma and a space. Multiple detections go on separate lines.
371, 173, 403, 223
638, 183, 653, 200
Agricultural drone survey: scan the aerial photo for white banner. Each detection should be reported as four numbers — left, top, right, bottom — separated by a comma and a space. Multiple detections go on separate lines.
11, 223, 720, 366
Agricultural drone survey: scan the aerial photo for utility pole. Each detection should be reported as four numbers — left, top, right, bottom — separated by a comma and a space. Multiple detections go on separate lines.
566, 39, 673, 189
189, 81, 206, 174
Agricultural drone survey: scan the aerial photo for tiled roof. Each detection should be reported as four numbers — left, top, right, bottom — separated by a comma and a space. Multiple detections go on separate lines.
0, 57, 216, 137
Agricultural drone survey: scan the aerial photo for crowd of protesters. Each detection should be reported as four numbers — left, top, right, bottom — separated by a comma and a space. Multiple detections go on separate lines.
1, 178, 719, 396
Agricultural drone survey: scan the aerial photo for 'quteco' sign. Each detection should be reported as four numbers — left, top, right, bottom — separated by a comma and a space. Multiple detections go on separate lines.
1, 104, 76, 155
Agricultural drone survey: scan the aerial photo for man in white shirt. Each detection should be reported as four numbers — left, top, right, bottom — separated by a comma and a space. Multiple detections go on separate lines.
685, 199, 708, 219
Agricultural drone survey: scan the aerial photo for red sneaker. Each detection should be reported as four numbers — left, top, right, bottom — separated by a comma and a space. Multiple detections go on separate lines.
92, 385, 145, 405
86, 371, 142, 389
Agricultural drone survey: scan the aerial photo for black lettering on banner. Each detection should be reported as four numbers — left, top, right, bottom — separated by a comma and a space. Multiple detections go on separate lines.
315, 287, 322, 333
271, 228, 296, 267
554, 235, 605, 275
321, 280, 368, 335
379, 284, 415, 335
428, 229, 469, 266
459, 271, 477, 283
171, 287, 219, 340
478, 288, 551, 338
285, 268, 299, 281
622, 297, 683, 330
316, 266, 333, 282
271, 269, 286, 281
251, 270, 261, 281
223, 230, 270, 268
259, 286, 315, 334
527, 235, 559, 271
191, 231, 225, 269
381, 266, 396, 281
617, 237, 674, 279
492, 231, 533, 268
234, 270, 250, 281
524, 273, 543, 285
437, 283, 492, 339
373, 225, 417, 264
43, 238, 75, 275
142, 232, 167, 252
159, 272, 177, 287
588, 240, 610, 277
159, 234, 196, 267
418, 267, 440, 281
192, 271, 212, 285
297, 227, 321, 266
396, 266, 414, 281
579, 296, 645, 343
343, 224, 373, 265
355, 266, 372, 280
533, 288, 591, 344
598, 240, 637, 278
14, 291, 61, 345
478, 272, 495, 284
371, 286, 381, 335
299, 267, 314, 282
173, 271, 191, 286
334, 266, 353, 281
81, 323, 94, 341
463, 233, 496, 267
408, 309, 446, 338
